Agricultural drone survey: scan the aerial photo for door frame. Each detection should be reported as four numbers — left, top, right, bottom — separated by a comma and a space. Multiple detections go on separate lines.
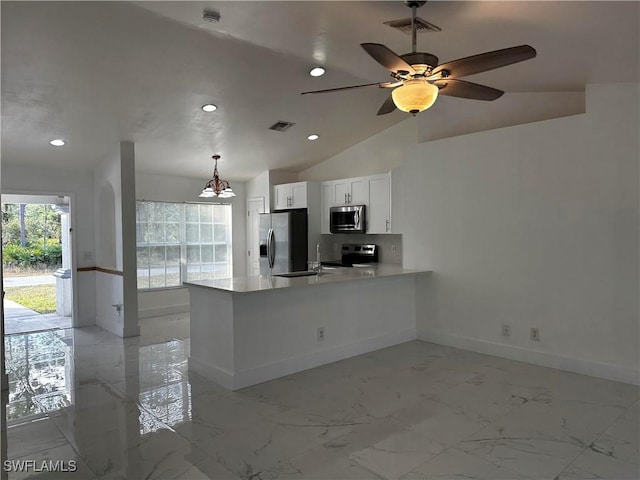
246, 196, 265, 277
1, 189, 78, 330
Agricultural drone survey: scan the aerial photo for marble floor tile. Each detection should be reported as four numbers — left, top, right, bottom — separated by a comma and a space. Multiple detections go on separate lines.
320, 416, 412, 458
589, 418, 639, 466
265, 408, 365, 447
363, 340, 456, 370
483, 397, 628, 450
6, 443, 96, 480
347, 428, 446, 479
199, 419, 320, 479
6, 418, 69, 459
403, 447, 531, 480
4, 324, 639, 480
314, 365, 452, 420
557, 449, 640, 480
455, 421, 586, 479
235, 374, 315, 409
274, 445, 384, 479
428, 378, 539, 424
620, 399, 640, 424
189, 390, 288, 432
284, 383, 377, 424
390, 397, 490, 447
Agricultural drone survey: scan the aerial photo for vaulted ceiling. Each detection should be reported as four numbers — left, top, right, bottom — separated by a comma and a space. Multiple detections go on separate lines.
2, 1, 638, 181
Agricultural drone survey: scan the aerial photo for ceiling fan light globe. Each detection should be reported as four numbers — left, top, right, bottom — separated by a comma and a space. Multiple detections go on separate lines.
391, 80, 438, 114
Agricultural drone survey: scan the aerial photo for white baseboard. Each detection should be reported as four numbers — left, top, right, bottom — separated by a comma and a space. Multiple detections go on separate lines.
96, 315, 140, 338
418, 330, 639, 386
188, 356, 234, 390
232, 328, 417, 390
189, 328, 416, 391
138, 304, 189, 319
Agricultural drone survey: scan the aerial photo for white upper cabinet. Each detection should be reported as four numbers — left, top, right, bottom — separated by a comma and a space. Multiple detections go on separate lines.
331, 177, 369, 205
321, 182, 333, 234
274, 181, 308, 210
367, 173, 392, 234
320, 172, 393, 234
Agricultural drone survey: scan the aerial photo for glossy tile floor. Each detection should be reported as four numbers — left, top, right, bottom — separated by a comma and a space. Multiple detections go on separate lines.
2, 314, 638, 480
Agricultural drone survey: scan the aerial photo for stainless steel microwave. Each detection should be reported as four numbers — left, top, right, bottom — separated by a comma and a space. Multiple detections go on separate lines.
330, 205, 366, 234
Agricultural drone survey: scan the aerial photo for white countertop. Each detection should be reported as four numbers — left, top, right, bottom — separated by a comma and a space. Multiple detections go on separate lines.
184, 264, 431, 294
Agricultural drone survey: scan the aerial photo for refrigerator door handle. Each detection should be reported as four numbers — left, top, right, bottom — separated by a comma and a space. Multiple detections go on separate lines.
266, 228, 271, 268
268, 228, 275, 269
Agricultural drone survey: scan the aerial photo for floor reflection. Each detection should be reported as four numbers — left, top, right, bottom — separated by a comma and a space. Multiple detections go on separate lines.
0, 314, 226, 479
4, 330, 74, 423
2, 313, 638, 480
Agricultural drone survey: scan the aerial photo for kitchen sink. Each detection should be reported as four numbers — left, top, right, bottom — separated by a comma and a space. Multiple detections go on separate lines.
272, 271, 332, 278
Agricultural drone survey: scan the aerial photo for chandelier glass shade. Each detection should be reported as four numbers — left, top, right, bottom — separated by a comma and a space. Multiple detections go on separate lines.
391, 80, 439, 115
199, 155, 236, 199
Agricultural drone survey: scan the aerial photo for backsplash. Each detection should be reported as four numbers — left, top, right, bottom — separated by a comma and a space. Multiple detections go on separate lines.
319, 234, 403, 265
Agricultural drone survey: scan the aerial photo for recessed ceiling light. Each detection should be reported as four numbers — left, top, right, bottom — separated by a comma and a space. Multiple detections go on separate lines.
201, 104, 218, 112
309, 67, 325, 77
49, 139, 66, 146
307, 134, 319, 141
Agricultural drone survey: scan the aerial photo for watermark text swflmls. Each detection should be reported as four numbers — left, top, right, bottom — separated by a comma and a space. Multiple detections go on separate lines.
3, 460, 78, 473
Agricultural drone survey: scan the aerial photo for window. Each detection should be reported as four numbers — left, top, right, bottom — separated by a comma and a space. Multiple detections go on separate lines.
136, 201, 232, 289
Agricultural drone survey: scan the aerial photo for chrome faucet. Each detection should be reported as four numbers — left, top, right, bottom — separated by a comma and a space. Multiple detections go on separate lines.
316, 243, 322, 275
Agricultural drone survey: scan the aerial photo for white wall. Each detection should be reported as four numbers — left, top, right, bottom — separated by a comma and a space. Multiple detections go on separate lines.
1, 164, 97, 326
298, 83, 638, 385
245, 171, 270, 213
299, 119, 417, 181
120, 143, 139, 335
395, 83, 639, 384
135, 172, 247, 316
93, 142, 139, 338
416, 91, 585, 144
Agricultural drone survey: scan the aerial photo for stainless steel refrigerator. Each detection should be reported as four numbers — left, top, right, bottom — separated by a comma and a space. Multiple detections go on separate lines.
259, 210, 308, 274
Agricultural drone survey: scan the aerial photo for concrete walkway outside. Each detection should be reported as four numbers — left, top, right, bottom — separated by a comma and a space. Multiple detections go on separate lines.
3, 274, 56, 287
4, 298, 71, 335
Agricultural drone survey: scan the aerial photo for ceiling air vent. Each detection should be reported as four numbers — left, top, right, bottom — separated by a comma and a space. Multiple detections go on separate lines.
202, 10, 221, 23
384, 17, 441, 34
269, 121, 296, 132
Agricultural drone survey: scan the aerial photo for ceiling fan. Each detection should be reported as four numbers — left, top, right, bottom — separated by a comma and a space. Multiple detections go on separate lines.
301, 0, 536, 116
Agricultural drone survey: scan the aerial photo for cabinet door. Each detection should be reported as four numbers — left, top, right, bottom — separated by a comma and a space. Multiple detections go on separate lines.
367, 174, 391, 234
349, 177, 369, 205
321, 182, 333, 234
332, 180, 348, 205
290, 182, 308, 208
274, 184, 291, 210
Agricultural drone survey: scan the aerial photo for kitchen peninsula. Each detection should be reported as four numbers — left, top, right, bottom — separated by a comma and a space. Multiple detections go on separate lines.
185, 265, 430, 390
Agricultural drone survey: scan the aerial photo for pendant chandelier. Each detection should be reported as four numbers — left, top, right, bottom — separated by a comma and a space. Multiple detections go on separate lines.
199, 155, 236, 199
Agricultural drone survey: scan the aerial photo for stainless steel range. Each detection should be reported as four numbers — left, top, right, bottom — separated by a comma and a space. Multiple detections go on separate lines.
322, 244, 379, 267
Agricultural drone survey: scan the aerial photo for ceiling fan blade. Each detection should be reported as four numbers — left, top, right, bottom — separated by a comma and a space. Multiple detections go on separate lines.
377, 95, 397, 115
431, 45, 536, 79
433, 79, 504, 101
301, 81, 393, 95
361, 43, 416, 75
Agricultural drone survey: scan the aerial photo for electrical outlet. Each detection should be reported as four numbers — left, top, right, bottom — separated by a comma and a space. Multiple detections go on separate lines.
317, 327, 325, 342
391, 244, 397, 255
502, 324, 511, 337
530, 328, 540, 342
